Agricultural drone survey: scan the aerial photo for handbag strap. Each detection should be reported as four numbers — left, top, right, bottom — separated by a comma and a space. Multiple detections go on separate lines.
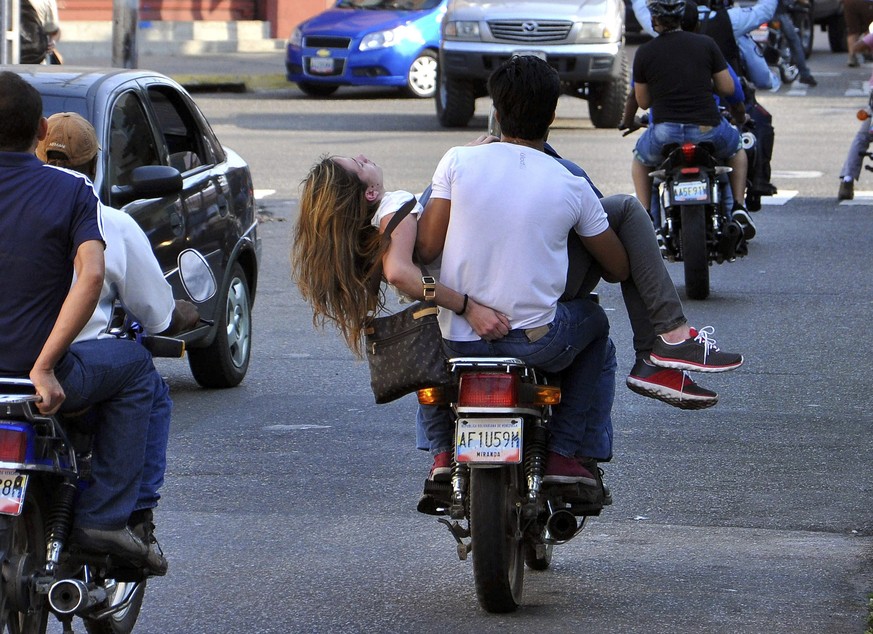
367, 196, 421, 298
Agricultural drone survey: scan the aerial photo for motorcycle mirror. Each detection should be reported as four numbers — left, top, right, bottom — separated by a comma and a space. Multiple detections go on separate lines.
177, 249, 217, 303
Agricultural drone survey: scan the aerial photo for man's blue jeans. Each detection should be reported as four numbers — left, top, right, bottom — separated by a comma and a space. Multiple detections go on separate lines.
55, 339, 167, 530
427, 298, 611, 460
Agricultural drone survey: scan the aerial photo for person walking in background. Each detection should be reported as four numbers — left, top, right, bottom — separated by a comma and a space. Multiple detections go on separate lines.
838, 32, 873, 200
843, 0, 873, 66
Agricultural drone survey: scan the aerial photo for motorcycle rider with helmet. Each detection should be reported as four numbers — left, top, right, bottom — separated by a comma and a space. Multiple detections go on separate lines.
630, 0, 752, 240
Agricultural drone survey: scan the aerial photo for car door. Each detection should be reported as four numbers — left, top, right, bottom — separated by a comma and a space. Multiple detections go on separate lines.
140, 82, 231, 316
103, 87, 188, 274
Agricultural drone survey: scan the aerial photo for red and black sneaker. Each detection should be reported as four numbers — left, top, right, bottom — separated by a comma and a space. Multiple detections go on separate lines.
626, 359, 719, 410
650, 326, 743, 373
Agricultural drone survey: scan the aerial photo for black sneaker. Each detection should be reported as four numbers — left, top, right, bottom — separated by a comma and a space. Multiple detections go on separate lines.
626, 359, 719, 410
650, 327, 743, 372
838, 180, 854, 201
732, 207, 757, 240
799, 75, 817, 87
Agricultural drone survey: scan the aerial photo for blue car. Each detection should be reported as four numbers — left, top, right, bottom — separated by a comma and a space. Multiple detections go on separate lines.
286, 0, 446, 98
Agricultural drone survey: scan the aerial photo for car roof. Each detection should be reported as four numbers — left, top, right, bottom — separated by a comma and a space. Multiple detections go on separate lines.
13, 65, 180, 100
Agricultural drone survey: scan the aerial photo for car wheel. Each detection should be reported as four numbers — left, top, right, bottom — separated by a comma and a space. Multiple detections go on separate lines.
827, 14, 847, 52
587, 50, 629, 129
402, 50, 438, 98
435, 66, 475, 127
188, 262, 252, 388
297, 82, 339, 97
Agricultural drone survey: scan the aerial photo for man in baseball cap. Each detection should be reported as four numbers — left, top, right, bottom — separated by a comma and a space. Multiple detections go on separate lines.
36, 112, 98, 172
37, 111, 201, 575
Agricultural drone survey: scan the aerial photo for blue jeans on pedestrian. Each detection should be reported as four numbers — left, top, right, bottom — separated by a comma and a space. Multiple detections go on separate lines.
435, 298, 611, 459
55, 339, 166, 530
634, 119, 741, 167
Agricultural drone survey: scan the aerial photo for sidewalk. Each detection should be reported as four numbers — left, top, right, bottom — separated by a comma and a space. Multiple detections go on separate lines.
68, 50, 289, 92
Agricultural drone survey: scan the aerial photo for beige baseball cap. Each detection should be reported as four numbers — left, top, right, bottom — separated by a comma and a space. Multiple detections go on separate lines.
36, 112, 99, 166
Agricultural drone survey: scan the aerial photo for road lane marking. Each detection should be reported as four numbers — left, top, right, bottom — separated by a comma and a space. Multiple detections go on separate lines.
255, 189, 276, 199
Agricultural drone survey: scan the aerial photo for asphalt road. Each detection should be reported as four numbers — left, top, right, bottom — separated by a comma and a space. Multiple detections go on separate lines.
50, 36, 873, 633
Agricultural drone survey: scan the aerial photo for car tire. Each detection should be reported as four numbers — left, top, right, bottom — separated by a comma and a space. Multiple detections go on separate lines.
588, 50, 629, 129
436, 66, 475, 128
827, 14, 847, 52
297, 82, 339, 97
188, 262, 252, 388
403, 50, 438, 98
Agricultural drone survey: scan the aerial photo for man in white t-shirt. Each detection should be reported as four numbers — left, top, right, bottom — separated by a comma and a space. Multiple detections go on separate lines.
37, 112, 200, 569
417, 55, 630, 492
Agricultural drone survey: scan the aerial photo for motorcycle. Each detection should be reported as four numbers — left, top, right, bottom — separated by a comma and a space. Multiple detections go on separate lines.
750, 1, 812, 85
0, 249, 215, 634
648, 138, 747, 301
417, 357, 606, 613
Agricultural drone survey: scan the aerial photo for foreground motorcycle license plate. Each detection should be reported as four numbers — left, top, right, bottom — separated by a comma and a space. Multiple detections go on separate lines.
0, 471, 27, 516
672, 179, 710, 203
456, 418, 522, 464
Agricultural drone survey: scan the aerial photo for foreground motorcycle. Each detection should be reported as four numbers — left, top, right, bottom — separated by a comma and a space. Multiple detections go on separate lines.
0, 249, 215, 634
649, 141, 746, 300
417, 357, 606, 613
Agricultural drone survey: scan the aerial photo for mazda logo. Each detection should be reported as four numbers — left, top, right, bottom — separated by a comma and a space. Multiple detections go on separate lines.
522, 21, 538, 32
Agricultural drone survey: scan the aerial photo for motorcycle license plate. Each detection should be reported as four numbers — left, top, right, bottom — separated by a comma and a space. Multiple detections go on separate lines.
672, 179, 710, 203
455, 418, 522, 464
0, 472, 27, 516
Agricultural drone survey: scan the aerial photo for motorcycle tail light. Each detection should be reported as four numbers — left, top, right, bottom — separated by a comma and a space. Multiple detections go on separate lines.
0, 429, 27, 463
531, 385, 561, 406
680, 167, 701, 175
681, 143, 698, 164
417, 386, 447, 405
459, 373, 518, 408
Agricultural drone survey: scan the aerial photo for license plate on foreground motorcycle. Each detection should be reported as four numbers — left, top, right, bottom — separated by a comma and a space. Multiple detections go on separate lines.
456, 418, 522, 464
0, 472, 27, 516
672, 180, 710, 203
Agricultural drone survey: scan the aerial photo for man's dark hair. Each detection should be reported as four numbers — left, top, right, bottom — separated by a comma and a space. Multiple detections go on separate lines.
0, 72, 43, 152
487, 55, 560, 141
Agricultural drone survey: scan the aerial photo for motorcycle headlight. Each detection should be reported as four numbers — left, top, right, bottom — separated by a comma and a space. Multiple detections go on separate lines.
359, 24, 422, 50
288, 27, 302, 48
443, 20, 481, 40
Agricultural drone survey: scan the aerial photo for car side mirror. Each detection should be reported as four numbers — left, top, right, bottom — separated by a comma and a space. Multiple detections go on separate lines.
178, 248, 217, 303
110, 165, 183, 207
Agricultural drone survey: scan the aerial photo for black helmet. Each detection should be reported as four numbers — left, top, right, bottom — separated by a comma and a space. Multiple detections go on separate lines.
648, 0, 686, 18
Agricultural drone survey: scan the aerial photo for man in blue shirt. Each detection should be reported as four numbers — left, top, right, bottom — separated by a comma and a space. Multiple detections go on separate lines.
0, 71, 167, 575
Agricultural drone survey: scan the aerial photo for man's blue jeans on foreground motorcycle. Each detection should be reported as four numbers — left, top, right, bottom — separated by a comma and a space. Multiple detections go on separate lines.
56, 338, 166, 529
430, 298, 612, 461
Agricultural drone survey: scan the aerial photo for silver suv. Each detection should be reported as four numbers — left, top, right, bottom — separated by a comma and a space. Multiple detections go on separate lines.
436, 0, 629, 129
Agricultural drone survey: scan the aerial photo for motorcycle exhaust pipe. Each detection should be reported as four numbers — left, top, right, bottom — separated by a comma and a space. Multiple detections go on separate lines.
48, 579, 106, 615
546, 509, 578, 541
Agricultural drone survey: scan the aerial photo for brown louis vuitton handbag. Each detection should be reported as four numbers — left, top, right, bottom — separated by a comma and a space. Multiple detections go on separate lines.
363, 197, 452, 404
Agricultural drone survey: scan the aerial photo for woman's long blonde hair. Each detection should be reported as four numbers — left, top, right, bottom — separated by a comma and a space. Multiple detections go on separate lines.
292, 156, 385, 357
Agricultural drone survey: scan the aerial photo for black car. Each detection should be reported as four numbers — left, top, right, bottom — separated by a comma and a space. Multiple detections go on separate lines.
15, 66, 260, 388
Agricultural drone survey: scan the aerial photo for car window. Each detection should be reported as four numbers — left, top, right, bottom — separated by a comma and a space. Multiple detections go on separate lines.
107, 91, 161, 188
147, 86, 219, 173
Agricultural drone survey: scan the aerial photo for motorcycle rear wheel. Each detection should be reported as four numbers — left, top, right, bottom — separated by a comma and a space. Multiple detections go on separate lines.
469, 467, 524, 613
83, 581, 146, 634
680, 205, 710, 300
0, 482, 49, 633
